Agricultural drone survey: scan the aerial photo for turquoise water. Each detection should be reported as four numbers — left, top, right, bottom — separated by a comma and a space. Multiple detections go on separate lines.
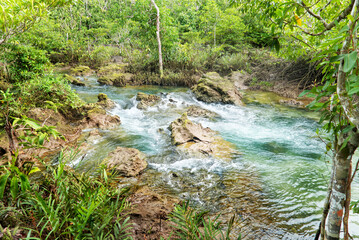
72, 77, 359, 239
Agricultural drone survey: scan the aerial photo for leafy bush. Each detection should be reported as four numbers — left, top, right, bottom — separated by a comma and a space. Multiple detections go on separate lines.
1, 44, 49, 83
17, 74, 83, 112
80, 46, 121, 68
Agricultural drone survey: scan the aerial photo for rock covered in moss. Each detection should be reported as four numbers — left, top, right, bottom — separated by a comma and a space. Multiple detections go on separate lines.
65, 74, 85, 86
191, 72, 243, 105
136, 92, 161, 110
97, 72, 133, 87
169, 113, 237, 160
103, 146, 148, 177
97, 63, 128, 77
96, 93, 116, 110
70, 65, 93, 76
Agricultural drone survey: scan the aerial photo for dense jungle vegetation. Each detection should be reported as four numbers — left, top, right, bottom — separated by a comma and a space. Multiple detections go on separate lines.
1, 0, 359, 239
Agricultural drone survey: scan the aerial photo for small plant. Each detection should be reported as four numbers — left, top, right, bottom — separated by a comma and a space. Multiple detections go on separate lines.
167, 201, 240, 240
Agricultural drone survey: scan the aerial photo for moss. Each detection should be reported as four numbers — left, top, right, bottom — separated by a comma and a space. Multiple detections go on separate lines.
70, 65, 92, 76
97, 63, 128, 77
65, 74, 85, 86
98, 73, 132, 87
87, 107, 106, 115
97, 93, 108, 101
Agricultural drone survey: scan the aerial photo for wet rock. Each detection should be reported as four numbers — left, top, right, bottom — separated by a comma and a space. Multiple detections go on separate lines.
136, 92, 161, 110
103, 146, 148, 177
81, 112, 121, 130
169, 113, 237, 160
96, 93, 116, 110
191, 72, 243, 106
70, 65, 93, 76
186, 105, 220, 119
65, 74, 85, 86
128, 186, 179, 240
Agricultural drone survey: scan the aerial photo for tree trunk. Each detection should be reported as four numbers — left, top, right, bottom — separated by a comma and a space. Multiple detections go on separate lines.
326, 132, 358, 240
320, 164, 334, 240
150, 0, 163, 78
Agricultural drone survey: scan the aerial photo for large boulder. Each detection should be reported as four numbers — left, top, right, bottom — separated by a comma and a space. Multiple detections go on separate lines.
80, 111, 121, 129
186, 105, 220, 119
136, 92, 161, 110
103, 147, 148, 177
191, 72, 243, 105
169, 113, 237, 160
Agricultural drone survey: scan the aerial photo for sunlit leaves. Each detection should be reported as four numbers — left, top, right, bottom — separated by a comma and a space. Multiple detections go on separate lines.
0, 0, 74, 44
343, 51, 357, 73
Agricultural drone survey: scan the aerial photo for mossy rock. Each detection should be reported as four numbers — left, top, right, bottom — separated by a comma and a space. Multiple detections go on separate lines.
65, 74, 85, 86
191, 72, 243, 106
97, 63, 128, 77
169, 113, 238, 160
87, 107, 106, 115
136, 92, 161, 110
70, 65, 93, 76
98, 73, 133, 87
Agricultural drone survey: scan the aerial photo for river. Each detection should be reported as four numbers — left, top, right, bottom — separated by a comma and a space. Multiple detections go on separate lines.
71, 76, 359, 239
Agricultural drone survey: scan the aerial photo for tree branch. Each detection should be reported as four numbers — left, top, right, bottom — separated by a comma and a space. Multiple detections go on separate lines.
298, 0, 356, 36
300, 1, 329, 28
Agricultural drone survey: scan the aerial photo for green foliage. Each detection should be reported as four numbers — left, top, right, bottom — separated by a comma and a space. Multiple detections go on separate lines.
0, 0, 74, 45
1, 44, 49, 83
168, 202, 240, 240
0, 151, 132, 239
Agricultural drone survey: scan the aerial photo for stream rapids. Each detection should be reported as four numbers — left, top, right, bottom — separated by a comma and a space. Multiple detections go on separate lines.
71, 76, 359, 240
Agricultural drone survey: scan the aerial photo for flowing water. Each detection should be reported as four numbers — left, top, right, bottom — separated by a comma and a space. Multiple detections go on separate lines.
71, 76, 359, 239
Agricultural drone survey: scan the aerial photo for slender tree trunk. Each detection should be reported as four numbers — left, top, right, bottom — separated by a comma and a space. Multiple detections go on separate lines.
320, 164, 334, 240
150, 0, 163, 78
326, 132, 358, 240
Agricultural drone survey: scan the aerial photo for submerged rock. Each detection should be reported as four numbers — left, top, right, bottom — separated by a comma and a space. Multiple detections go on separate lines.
103, 146, 148, 177
136, 92, 161, 110
191, 72, 243, 106
186, 105, 220, 119
169, 113, 237, 160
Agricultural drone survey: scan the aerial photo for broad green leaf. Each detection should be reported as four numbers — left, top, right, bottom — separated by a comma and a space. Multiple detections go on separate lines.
330, 55, 345, 62
348, 87, 359, 95
344, 51, 358, 73
19, 172, 30, 191
10, 175, 19, 199
0, 172, 11, 199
